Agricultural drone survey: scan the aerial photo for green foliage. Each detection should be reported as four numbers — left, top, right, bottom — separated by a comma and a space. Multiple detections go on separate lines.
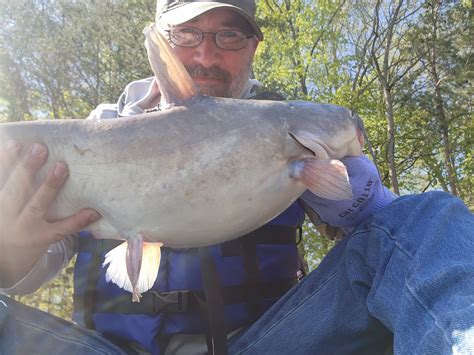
301, 221, 335, 272
0, 0, 155, 120
12, 257, 76, 320
255, 0, 349, 100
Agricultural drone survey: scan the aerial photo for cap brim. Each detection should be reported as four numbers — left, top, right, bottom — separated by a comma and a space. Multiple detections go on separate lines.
157, 2, 263, 41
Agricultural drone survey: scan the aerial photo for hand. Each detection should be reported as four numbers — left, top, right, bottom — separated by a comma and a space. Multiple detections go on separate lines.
301, 155, 397, 228
0, 141, 100, 286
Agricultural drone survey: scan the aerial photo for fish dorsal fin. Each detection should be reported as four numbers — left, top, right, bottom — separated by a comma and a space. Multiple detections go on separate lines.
143, 24, 199, 108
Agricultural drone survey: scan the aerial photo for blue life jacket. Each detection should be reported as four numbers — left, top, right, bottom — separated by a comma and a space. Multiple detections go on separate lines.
72, 201, 305, 354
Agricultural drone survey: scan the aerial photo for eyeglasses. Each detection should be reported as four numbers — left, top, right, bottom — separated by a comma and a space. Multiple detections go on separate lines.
166, 26, 254, 50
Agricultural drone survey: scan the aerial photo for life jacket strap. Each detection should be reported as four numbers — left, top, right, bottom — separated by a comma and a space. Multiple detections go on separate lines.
83, 239, 107, 330
220, 224, 297, 257
199, 246, 228, 355
73, 279, 297, 314
241, 236, 263, 318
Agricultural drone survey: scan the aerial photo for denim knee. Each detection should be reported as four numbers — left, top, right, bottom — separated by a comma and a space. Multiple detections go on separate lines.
0, 296, 16, 354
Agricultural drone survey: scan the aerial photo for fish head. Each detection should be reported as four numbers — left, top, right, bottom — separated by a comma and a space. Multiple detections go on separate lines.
286, 101, 365, 159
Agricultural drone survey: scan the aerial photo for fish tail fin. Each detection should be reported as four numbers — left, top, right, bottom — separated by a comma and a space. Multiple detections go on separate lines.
143, 23, 199, 106
291, 158, 353, 200
103, 237, 162, 302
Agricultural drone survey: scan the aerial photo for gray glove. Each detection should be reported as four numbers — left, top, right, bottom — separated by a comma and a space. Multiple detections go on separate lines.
301, 155, 397, 228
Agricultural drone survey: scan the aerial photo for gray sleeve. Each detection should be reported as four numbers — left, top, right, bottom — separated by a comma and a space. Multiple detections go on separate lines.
86, 77, 159, 120
86, 103, 119, 120
0, 236, 77, 295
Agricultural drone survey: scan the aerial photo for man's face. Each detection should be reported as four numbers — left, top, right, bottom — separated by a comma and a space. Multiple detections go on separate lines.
168, 8, 259, 99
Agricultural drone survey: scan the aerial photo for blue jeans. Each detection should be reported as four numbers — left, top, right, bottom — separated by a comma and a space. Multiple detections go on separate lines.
1, 192, 473, 354
0, 295, 126, 354
229, 192, 474, 354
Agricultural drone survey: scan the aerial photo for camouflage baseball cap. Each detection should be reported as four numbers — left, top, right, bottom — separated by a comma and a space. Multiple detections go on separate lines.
155, 0, 263, 40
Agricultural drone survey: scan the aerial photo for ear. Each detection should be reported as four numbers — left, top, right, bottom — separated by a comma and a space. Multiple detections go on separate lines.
251, 37, 260, 53
247, 38, 259, 65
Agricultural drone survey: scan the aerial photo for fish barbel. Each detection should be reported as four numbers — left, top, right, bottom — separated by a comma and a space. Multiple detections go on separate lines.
0, 24, 364, 301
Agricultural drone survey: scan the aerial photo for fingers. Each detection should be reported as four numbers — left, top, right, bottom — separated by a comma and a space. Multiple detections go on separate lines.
0, 140, 101, 259
1, 143, 48, 215
21, 162, 69, 220
19, 159, 102, 244
0, 140, 22, 189
49, 209, 101, 244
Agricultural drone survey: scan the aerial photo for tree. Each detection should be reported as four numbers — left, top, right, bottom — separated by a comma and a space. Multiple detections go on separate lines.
409, 0, 473, 201
366, 0, 424, 194
0, 0, 155, 121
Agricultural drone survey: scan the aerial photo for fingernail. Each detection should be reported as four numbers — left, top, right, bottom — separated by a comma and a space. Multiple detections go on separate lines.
53, 162, 68, 178
29, 143, 46, 157
88, 211, 101, 223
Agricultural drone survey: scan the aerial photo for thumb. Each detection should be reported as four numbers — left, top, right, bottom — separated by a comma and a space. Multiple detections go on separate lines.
49, 209, 101, 243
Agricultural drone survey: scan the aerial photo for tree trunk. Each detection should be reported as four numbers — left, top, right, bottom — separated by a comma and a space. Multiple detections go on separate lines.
382, 85, 400, 194
369, 0, 404, 194
428, 1, 459, 196
432, 69, 458, 195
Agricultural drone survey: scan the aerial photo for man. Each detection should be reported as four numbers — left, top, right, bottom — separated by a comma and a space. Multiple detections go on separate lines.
1, 1, 473, 354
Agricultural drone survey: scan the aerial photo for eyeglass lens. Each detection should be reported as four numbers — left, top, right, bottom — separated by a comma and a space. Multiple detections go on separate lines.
169, 27, 251, 50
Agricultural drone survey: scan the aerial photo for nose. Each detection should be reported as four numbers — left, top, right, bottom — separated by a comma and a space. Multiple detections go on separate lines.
192, 34, 222, 68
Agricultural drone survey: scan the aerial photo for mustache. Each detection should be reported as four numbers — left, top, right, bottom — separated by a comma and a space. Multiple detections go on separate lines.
185, 64, 231, 83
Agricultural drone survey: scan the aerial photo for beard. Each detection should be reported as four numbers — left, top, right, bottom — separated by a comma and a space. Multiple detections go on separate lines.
184, 62, 252, 99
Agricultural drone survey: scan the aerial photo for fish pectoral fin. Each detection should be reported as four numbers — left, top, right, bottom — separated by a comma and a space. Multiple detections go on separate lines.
135, 242, 163, 301
291, 158, 353, 200
103, 237, 163, 303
